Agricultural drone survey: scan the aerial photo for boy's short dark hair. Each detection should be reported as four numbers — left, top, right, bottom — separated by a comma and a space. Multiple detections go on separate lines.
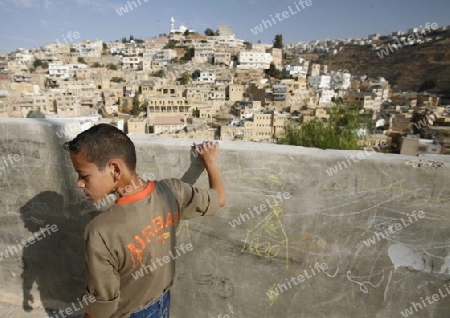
63, 123, 137, 171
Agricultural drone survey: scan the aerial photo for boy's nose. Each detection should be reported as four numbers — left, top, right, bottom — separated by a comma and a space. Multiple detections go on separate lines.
76, 179, 86, 188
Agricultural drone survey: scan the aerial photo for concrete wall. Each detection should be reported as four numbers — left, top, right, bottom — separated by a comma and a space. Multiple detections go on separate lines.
0, 119, 449, 318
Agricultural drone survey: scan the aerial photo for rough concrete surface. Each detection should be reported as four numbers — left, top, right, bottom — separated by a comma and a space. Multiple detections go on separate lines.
0, 119, 449, 318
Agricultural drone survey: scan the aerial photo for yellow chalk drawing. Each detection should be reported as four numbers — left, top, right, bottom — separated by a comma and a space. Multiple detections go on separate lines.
267, 283, 279, 307
242, 204, 289, 268
176, 220, 192, 245
224, 163, 290, 189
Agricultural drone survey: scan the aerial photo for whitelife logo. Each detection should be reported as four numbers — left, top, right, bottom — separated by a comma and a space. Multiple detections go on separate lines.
228, 192, 290, 228
116, 0, 149, 16
131, 243, 193, 280
0, 224, 58, 261
377, 22, 439, 59
250, 0, 313, 35
362, 211, 425, 247
266, 262, 328, 301
400, 282, 450, 317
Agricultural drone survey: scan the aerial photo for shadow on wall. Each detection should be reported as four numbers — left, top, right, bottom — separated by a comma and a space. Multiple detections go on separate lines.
19, 191, 99, 317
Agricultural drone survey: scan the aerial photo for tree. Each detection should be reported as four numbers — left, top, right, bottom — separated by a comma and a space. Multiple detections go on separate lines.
183, 30, 190, 36
33, 59, 48, 69
204, 28, 215, 36
265, 63, 282, 79
191, 69, 201, 80
111, 77, 125, 83
77, 57, 87, 64
273, 34, 283, 49
91, 62, 102, 68
27, 110, 45, 118
179, 71, 191, 85
181, 48, 195, 61
418, 78, 437, 92
33, 59, 43, 68
106, 63, 118, 70
278, 106, 364, 150
130, 92, 141, 116
151, 69, 165, 77
164, 40, 178, 49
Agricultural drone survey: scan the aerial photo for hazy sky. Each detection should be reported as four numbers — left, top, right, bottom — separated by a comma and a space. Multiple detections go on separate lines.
0, 0, 449, 53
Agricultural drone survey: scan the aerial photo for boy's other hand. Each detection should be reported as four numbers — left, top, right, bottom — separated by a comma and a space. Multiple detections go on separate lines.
193, 141, 219, 167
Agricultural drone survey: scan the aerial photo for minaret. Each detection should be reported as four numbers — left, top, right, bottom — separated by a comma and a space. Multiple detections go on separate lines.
170, 17, 175, 33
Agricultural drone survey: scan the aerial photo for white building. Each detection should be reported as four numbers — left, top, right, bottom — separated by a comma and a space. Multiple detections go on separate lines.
48, 62, 88, 80
308, 75, 331, 89
73, 40, 103, 58
170, 17, 195, 34
319, 89, 336, 105
207, 35, 245, 48
109, 42, 126, 55
237, 51, 272, 70
198, 72, 216, 83
122, 57, 142, 70
331, 71, 351, 89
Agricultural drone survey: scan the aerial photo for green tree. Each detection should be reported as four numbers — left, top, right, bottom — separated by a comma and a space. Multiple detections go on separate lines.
418, 78, 437, 92
164, 40, 178, 49
77, 57, 87, 64
26, 110, 45, 118
191, 69, 201, 80
265, 63, 282, 79
182, 48, 195, 61
91, 62, 103, 68
278, 106, 364, 150
33, 59, 43, 68
273, 34, 283, 49
151, 69, 165, 77
111, 77, 125, 83
106, 63, 118, 70
179, 71, 191, 85
204, 28, 215, 36
130, 92, 141, 116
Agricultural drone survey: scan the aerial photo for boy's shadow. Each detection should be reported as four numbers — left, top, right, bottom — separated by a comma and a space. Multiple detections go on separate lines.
19, 191, 99, 316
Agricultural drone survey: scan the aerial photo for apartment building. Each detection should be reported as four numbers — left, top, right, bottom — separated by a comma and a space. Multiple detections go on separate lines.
73, 40, 103, 58
308, 75, 331, 89
146, 96, 191, 117
197, 72, 216, 83
319, 89, 336, 105
227, 84, 245, 102
213, 52, 232, 66
48, 62, 88, 80
141, 83, 184, 99
122, 57, 143, 70
143, 49, 177, 66
266, 48, 282, 69
153, 115, 186, 134
194, 42, 215, 63
109, 42, 126, 55
237, 51, 272, 70
127, 118, 147, 135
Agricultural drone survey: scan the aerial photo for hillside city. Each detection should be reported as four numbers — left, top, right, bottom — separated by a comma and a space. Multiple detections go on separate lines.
1, 19, 449, 155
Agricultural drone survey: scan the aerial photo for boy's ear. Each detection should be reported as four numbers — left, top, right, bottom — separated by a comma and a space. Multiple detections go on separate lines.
108, 161, 121, 179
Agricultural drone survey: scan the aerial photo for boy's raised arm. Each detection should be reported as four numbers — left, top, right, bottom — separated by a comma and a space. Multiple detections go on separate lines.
193, 141, 226, 207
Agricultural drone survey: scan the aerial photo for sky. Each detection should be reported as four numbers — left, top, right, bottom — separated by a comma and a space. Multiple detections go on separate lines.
0, 0, 449, 53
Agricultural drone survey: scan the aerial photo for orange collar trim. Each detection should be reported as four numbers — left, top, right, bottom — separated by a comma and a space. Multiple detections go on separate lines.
116, 181, 156, 205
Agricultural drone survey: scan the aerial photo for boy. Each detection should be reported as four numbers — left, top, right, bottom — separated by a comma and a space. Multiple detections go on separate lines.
63, 124, 226, 318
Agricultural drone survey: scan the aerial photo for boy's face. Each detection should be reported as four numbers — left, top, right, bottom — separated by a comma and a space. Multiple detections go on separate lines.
70, 152, 115, 203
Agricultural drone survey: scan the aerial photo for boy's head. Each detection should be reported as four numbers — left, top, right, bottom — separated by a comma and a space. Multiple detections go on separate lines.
64, 123, 137, 202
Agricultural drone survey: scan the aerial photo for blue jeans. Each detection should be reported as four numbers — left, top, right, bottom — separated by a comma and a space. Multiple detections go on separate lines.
130, 290, 170, 318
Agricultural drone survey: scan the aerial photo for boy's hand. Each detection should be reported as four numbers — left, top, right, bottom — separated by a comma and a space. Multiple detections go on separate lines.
192, 141, 226, 206
193, 141, 219, 167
